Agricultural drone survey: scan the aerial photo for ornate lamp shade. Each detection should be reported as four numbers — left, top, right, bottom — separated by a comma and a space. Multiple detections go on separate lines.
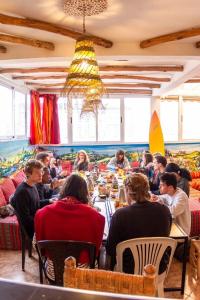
63, 35, 104, 96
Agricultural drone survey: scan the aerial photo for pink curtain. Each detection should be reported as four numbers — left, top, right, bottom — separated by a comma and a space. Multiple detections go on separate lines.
30, 90, 43, 145
41, 94, 60, 144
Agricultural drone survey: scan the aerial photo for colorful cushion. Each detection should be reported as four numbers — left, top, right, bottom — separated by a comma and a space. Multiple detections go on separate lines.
0, 188, 7, 208
0, 178, 16, 203
0, 215, 21, 250
12, 170, 26, 187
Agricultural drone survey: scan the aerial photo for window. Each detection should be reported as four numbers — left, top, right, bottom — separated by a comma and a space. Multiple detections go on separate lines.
182, 100, 200, 140
98, 98, 120, 142
0, 85, 13, 138
160, 100, 179, 141
58, 97, 68, 143
14, 91, 26, 136
72, 98, 96, 142
27, 93, 30, 138
124, 97, 151, 142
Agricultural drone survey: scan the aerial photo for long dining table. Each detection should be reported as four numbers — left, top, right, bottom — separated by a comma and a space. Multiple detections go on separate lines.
93, 196, 188, 295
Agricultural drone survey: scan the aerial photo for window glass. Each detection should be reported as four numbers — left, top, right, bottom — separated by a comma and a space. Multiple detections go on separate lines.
14, 91, 26, 136
98, 98, 120, 141
0, 85, 13, 137
72, 98, 96, 142
27, 93, 30, 138
182, 100, 200, 139
160, 100, 179, 141
58, 97, 68, 143
124, 97, 151, 142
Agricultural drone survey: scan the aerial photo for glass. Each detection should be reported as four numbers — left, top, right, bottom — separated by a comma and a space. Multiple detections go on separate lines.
0, 85, 13, 137
58, 97, 68, 143
182, 100, 200, 139
124, 97, 151, 142
72, 98, 96, 142
26, 93, 30, 138
160, 100, 179, 141
14, 91, 26, 136
98, 98, 120, 141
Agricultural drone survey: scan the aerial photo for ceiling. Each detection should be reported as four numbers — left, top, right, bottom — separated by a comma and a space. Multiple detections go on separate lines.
0, 0, 200, 96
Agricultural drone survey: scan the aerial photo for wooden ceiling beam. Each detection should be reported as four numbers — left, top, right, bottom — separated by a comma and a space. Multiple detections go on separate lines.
140, 27, 200, 48
26, 82, 160, 88
0, 33, 54, 50
0, 45, 7, 53
0, 13, 112, 48
37, 88, 152, 95
13, 74, 171, 82
1, 65, 183, 74
196, 41, 200, 48
186, 79, 200, 83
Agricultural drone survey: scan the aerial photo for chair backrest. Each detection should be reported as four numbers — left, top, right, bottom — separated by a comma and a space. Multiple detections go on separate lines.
37, 240, 96, 286
63, 256, 156, 296
116, 237, 177, 276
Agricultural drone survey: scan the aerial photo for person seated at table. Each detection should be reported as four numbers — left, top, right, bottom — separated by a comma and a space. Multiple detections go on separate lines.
35, 173, 105, 280
50, 156, 68, 179
140, 152, 154, 180
35, 152, 51, 168
11, 159, 44, 239
73, 150, 89, 172
107, 150, 130, 171
152, 172, 191, 261
106, 173, 172, 272
150, 155, 167, 195
152, 172, 191, 236
165, 163, 192, 197
35, 167, 60, 205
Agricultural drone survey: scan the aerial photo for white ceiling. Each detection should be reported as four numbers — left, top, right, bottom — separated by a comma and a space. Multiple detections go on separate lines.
0, 0, 200, 96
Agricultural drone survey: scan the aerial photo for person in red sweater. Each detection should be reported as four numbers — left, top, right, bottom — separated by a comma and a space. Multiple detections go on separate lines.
35, 173, 105, 272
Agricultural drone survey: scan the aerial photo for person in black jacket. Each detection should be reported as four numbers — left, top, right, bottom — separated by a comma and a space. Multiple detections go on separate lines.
106, 173, 172, 273
36, 167, 59, 204
11, 159, 44, 239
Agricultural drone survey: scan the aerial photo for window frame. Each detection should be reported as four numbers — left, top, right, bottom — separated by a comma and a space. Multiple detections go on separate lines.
0, 82, 28, 141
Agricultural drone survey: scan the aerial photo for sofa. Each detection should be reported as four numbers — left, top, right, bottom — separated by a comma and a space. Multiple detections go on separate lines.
0, 170, 26, 250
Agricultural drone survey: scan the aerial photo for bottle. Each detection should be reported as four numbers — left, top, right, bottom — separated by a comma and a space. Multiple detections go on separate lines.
86, 174, 94, 194
118, 186, 125, 203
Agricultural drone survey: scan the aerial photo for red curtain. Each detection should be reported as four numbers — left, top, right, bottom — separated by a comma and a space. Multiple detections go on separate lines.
30, 90, 43, 145
41, 94, 60, 144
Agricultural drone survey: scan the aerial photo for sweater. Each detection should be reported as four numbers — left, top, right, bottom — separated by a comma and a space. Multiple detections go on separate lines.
158, 188, 191, 235
106, 200, 172, 271
35, 196, 105, 260
11, 182, 40, 238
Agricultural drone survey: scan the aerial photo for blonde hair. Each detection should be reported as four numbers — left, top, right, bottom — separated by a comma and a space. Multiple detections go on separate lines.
125, 173, 150, 203
76, 150, 90, 163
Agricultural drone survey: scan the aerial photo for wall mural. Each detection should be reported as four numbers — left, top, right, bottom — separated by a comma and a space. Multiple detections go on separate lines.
0, 141, 200, 177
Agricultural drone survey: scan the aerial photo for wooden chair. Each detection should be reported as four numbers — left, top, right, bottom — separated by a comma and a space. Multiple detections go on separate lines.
190, 238, 200, 280
116, 237, 177, 297
64, 256, 156, 297
36, 240, 96, 286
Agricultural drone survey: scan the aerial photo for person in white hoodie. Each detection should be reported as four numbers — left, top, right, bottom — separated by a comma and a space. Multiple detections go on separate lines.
152, 172, 191, 236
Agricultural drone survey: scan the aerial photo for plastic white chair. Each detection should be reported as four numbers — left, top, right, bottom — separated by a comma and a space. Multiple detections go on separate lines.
116, 237, 177, 297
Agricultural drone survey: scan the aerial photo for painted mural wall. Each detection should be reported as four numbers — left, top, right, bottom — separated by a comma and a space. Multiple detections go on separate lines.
1, 140, 200, 177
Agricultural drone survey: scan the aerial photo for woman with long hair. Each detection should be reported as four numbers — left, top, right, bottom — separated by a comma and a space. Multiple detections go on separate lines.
165, 162, 191, 196
107, 149, 130, 171
73, 150, 90, 171
35, 174, 105, 280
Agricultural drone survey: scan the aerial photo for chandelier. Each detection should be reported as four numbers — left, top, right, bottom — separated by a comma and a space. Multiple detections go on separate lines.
62, 0, 107, 114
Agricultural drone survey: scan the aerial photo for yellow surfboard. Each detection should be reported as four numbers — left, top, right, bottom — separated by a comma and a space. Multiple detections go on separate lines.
149, 111, 165, 155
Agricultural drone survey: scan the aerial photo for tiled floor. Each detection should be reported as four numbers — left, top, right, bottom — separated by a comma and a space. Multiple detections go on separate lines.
0, 249, 199, 299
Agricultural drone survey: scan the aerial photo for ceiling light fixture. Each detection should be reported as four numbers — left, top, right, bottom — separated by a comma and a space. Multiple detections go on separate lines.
62, 0, 107, 114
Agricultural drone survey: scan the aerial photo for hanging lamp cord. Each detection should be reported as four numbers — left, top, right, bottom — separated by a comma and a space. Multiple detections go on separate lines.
82, 1, 86, 33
